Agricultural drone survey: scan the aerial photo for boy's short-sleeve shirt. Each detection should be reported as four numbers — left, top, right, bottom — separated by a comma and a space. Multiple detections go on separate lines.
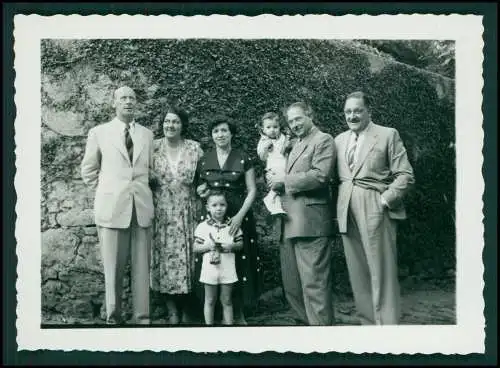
194, 218, 243, 246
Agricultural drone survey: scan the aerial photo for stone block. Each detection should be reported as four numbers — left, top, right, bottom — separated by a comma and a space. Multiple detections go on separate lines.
46, 199, 59, 213
42, 107, 85, 137
42, 73, 79, 105
83, 226, 97, 236
42, 228, 80, 267
57, 208, 94, 227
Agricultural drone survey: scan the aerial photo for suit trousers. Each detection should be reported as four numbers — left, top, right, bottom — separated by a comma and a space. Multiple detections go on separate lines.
280, 236, 334, 325
341, 186, 400, 325
97, 201, 152, 324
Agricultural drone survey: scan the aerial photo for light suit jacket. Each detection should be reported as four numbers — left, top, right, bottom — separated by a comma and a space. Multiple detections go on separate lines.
281, 126, 336, 239
81, 118, 155, 228
334, 122, 415, 233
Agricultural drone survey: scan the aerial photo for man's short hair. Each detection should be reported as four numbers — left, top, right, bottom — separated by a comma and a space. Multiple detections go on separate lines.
113, 86, 136, 100
285, 101, 314, 119
346, 91, 371, 109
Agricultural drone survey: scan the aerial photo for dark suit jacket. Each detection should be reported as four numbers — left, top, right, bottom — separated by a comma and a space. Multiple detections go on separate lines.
281, 126, 336, 239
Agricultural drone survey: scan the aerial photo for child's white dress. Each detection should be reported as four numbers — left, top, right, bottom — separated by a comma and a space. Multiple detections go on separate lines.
257, 134, 287, 215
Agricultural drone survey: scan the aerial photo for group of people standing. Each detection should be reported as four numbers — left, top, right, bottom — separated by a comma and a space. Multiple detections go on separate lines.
81, 85, 414, 327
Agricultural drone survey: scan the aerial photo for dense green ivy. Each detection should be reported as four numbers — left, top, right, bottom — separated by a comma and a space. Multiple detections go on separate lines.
41, 39, 456, 285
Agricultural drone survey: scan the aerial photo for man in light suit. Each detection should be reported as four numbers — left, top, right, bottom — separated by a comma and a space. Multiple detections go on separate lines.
81, 86, 154, 325
335, 91, 415, 325
268, 102, 336, 325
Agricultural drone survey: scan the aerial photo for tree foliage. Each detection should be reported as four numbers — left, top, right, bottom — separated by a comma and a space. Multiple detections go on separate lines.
358, 40, 455, 79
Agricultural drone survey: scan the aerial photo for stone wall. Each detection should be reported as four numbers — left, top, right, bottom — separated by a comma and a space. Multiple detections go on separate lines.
41, 39, 455, 322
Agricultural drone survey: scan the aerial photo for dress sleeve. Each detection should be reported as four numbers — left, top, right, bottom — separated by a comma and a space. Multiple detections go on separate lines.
197, 142, 204, 160
194, 147, 205, 186
243, 151, 255, 172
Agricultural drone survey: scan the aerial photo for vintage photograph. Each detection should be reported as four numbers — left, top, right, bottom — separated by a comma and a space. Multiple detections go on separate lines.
39, 38, 456, 327
14, 14, 485, 353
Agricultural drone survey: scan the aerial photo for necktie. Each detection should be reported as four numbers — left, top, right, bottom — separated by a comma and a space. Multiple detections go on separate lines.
347, 133, 358, 171
124, 124, 134, 163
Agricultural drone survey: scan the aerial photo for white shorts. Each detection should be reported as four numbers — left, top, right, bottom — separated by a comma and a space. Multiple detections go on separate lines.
200, 253, 238, 285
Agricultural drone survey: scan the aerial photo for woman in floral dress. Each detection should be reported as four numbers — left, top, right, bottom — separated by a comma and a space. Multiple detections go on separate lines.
150, 106, 203, 324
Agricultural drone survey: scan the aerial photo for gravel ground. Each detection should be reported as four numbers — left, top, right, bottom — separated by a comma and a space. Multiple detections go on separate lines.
42, 277, 455, 326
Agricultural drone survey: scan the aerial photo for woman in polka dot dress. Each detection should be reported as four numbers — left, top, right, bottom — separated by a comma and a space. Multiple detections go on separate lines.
195, 115, 262, 325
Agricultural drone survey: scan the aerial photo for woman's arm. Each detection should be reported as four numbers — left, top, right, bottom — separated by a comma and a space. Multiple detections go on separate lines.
194, 146, 210, 198
221, 229, 243, 252
238, 168, 257, 218
228, 167, 257, 235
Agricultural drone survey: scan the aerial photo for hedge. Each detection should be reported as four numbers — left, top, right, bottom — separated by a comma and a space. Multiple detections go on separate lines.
41, 39, 455, 297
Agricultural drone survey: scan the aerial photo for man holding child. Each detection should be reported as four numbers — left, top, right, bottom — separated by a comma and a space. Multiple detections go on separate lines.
267, 102, 337, 326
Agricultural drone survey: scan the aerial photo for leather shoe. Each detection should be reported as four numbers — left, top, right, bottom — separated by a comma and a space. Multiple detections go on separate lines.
106, 316, 124, 325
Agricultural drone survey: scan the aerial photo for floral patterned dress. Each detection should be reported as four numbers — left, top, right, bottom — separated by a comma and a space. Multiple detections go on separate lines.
150, 138, 203, 294
195, 148, 262, 309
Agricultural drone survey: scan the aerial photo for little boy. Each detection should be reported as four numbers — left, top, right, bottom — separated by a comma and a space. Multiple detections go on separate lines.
193, 191, 243, 325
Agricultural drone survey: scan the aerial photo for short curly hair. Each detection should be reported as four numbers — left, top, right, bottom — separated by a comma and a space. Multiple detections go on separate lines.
161, 105, 189, 136
208, 115, 237, 137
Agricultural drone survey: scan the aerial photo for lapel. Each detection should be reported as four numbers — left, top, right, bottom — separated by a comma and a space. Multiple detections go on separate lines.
132, 124, 146, 166
351, 124, 378, 177
286, 126, 317, 173
109, 119, 146, 166
109, 119, 131, 164
340, 132, 350, 167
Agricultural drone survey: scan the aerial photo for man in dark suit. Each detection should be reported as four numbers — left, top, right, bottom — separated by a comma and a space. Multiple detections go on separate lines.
267, 102, 336, 325
335, 91, 415, 325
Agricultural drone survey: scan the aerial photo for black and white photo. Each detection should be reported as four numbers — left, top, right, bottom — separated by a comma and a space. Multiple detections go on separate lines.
14, 14, 485, 353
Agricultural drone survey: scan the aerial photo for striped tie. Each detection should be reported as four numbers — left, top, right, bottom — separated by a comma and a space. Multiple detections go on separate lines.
347, 133, 358, 171
124, 125, 134, 163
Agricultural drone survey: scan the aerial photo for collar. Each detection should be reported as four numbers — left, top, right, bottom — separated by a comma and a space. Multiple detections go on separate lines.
351, 121, 373, 139
297, 125, 318, 142
270, 132, 284, 141
206, 216, 231, 228
113, 117, 136, 131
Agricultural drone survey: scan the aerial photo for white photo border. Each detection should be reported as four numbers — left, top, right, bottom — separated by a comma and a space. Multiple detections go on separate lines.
14, 14, 484, 353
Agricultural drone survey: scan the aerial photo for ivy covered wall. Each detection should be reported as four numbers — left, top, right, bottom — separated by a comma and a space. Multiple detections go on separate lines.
41, 39, 455, 322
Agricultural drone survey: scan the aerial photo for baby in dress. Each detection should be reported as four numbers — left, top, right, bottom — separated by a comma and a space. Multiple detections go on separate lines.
257, 112, 291, 216
193, 190, 243, 325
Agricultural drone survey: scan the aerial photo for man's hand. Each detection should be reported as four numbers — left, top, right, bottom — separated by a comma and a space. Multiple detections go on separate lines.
380, 194, 389, 208
263, 140, 274, 152
266, 170, 285, 194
